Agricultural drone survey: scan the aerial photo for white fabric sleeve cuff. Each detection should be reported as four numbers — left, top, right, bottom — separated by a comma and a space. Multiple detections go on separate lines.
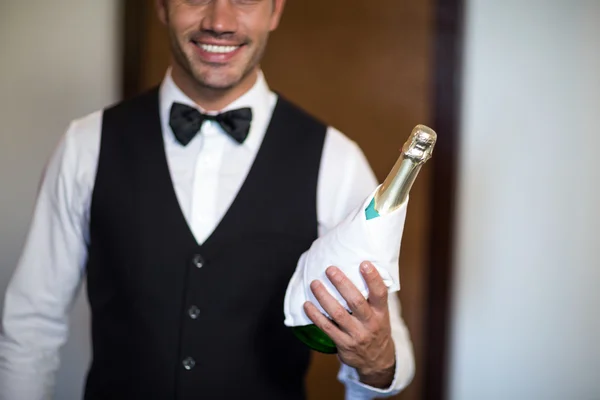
337, 343, 414, 400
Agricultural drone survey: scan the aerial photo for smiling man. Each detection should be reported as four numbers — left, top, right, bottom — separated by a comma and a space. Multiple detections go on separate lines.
0, 1, 415, 399
162, 0, 279, 108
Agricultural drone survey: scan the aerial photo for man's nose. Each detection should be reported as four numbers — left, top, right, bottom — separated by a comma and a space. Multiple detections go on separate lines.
201, 0, 238, 35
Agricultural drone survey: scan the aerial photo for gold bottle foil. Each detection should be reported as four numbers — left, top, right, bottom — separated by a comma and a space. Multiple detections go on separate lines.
373, 125, 437, 215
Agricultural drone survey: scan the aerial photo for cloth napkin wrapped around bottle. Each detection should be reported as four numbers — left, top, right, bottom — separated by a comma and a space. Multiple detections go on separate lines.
283, 185, 408, 327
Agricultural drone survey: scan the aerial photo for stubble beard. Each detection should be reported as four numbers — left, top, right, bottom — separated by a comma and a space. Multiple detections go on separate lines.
168, 27, 269, 93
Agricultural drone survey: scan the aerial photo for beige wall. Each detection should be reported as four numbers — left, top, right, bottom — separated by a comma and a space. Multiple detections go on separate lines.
0, 1, 120, 398
450, 1, 600, 399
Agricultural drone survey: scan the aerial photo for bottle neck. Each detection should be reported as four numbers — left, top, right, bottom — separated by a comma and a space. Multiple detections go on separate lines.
374, 155, 423, 215
372, 124, 436, 216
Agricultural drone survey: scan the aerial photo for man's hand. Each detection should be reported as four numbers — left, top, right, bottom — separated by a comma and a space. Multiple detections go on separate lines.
303, 261, 396, 389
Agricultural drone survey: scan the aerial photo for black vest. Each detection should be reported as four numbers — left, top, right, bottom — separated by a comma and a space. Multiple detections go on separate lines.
84, 88, 326, 399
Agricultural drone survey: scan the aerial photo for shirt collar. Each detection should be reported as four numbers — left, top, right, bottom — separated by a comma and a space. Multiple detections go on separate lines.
159, 67, 273, 151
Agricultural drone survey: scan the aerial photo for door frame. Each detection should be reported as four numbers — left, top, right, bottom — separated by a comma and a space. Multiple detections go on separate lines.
423, 1, 464, 399
120, 2, 464, 398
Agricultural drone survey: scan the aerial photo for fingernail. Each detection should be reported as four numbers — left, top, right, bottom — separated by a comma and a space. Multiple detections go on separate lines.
361, 262, 373, 273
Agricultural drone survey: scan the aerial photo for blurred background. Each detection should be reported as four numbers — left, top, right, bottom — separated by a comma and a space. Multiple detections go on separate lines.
0, 1, 599, 399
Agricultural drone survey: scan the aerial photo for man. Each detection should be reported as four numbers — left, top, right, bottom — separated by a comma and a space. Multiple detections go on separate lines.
0, 0, 415, 398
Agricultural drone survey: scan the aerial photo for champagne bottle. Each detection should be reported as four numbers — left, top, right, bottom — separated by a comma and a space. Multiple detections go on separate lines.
291, 125, 437, 354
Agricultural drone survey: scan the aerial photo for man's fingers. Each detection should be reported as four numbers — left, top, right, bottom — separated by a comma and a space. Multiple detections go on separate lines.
326, 266, 373, 323
303, 301, 350, 347
309, 280, 358, 333
360, 262, 389, 310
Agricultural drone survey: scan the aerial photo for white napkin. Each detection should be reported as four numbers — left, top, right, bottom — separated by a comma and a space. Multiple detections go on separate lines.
284, 185, 408, 327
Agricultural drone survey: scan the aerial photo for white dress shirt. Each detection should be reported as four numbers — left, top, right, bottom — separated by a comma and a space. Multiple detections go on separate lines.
0, 69, 415, 400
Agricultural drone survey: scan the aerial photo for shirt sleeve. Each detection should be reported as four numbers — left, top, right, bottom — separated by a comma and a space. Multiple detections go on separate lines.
317, 127, 416, 399
0, 119, 93, 400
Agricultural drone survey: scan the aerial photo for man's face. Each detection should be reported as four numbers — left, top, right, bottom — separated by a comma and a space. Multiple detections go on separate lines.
157, 0, 285, 91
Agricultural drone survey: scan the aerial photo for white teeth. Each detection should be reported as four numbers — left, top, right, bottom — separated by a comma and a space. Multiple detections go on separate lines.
199, 44, 239, 53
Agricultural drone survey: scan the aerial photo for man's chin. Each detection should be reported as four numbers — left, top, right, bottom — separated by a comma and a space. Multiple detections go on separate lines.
192, 70, 244, 91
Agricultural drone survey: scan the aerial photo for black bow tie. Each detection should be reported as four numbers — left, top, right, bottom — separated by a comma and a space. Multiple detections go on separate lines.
169, 102, 252, 146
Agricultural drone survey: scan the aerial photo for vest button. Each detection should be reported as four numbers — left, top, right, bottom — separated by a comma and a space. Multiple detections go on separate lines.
182, 357, 196, 370
188, 305, 200, 319
192, 254, 204, 269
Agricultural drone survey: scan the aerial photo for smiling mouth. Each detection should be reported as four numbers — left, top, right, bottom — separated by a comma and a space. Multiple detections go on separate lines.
192, 41, 243, 54
201, 44, 240, 53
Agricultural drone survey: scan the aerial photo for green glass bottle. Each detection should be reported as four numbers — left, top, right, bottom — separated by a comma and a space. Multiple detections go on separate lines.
291, 125, 437, 354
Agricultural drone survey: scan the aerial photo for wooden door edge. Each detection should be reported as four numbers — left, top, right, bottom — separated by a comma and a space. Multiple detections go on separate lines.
423, 0, 464, 399
121, 0, 148, 100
